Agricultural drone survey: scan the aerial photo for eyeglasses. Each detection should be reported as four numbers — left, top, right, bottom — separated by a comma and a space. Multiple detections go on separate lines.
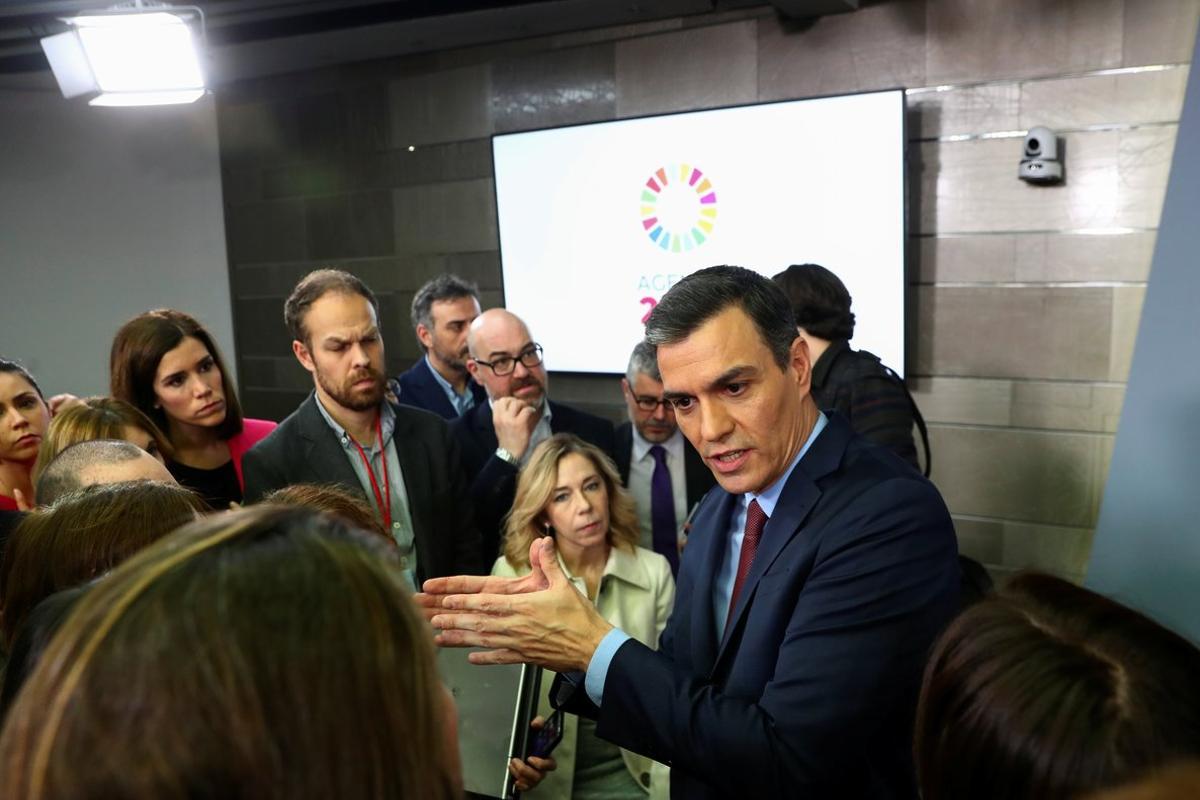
632, 395, 673, 412
473, 344, 544, 376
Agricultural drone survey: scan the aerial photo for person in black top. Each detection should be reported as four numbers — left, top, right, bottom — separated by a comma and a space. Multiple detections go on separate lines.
110, 310, 276, 510
772, 263, 921, 471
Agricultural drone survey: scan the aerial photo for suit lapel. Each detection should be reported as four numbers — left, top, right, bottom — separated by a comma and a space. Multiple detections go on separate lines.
389, 405, 429, 542
691, 490, 737, 673
712, 415, 853, 669
296, 395, 363, 493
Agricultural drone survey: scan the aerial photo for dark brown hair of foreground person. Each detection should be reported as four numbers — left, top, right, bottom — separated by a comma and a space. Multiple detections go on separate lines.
0, 480, 206, 647
915, 573, 1200, 800
262, 482, 392, 543
0, 505, 458, 800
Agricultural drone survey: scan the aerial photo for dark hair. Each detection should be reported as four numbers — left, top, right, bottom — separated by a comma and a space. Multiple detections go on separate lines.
915, 573, 1200, 800
109, 309, 244, 441
644, 265, 797, 369
263, 483, 392, 544
284, 268, 380, 344
771, 263, 856, 341
0, 506, 457, 800
411, 274, 479, 340
31, 397, 174, 486
0, 359, 44, 401
34, 439, 147, 506
0, 480, 205, 646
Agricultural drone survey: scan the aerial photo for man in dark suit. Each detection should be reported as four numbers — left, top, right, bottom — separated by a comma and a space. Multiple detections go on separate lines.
243, 269, 483, 583
450, 308, 615, 560
391, 274, 487, 420
615, 340, 715, 575
421, 267, 960, 798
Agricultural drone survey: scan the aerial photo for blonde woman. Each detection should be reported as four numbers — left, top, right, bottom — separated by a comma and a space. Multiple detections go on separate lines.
495, 433, 674, 800
30, 397, 173, 485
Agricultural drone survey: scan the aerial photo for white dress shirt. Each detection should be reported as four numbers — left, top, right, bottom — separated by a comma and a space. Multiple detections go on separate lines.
628, 427, 690, 551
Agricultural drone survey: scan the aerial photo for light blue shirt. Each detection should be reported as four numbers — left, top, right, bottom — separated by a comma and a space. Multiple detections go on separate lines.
585, 412, 829, 706
425, 354, 477, 417
314, 396, 418, 589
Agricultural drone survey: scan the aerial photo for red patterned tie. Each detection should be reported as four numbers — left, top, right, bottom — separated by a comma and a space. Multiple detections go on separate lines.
727, 499, 768, 625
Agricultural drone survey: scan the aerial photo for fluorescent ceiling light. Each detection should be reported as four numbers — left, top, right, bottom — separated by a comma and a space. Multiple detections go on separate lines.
40, 5, 207, 107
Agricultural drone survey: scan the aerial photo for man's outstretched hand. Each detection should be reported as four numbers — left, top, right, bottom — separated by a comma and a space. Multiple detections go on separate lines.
416, 537, 613, 674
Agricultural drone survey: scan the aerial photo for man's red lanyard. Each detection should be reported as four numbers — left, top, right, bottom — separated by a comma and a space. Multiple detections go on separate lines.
349, 414, 392, 530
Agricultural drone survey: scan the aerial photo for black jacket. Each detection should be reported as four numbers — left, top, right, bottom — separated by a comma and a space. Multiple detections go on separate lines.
449, 399, 616, 560
242, 394, 485, 581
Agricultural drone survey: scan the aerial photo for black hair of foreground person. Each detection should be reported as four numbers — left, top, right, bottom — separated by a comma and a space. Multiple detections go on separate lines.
0, 505, 459, 800
915, 572, 1200, 800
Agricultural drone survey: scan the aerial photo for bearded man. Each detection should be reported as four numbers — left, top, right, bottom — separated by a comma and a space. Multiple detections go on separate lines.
449, 308, 616, 559
243, 268, 483, 583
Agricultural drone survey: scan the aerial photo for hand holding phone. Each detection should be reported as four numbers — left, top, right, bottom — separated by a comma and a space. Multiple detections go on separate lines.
509, 713, 561, 793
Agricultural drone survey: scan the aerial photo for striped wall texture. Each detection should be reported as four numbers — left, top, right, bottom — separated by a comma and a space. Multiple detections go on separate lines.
216, 0, 1200, 583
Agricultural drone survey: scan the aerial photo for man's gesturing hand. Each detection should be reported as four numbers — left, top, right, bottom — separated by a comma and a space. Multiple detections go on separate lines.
421, 537, 613, 673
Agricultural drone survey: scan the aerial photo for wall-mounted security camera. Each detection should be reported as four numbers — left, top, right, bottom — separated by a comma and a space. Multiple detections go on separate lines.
1019, 126, 1064, 184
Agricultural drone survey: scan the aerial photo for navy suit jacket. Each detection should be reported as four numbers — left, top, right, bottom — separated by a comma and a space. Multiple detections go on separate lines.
394, 357, 487, 421
557, 413, 960, 799
241, 394, 485, 582
449, 399, 617, 560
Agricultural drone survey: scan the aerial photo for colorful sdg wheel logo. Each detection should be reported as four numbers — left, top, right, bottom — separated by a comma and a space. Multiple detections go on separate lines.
640, 165, 717, 252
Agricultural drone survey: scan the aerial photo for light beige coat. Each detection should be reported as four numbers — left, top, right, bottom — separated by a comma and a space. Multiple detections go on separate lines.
492, 545, 675, 799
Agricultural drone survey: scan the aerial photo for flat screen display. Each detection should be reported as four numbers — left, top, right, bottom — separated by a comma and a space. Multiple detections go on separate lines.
492, 89, 907, 375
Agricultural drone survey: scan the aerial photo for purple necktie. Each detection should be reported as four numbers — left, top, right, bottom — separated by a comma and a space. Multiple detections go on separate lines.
649, 445, 679, 575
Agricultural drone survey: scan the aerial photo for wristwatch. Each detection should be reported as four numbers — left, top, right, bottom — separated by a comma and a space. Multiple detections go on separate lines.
495, 447, 520, 466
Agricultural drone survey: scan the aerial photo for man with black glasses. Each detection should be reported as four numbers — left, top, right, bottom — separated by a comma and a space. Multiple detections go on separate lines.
450, 308, 616, 558
615, 340, 715, 575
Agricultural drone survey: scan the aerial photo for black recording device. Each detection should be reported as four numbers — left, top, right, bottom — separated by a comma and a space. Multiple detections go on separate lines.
528, 708, 565, 759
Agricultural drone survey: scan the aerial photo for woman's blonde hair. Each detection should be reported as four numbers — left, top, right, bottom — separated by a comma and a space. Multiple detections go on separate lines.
0, 505, 457, 800
502, 433, 639, 570
31, 397, 173, 484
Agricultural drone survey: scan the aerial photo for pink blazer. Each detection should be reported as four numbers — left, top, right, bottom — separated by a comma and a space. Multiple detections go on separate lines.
227, 418, 277, 491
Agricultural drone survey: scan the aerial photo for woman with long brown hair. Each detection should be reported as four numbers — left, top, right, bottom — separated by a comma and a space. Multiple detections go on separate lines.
495, 433, 675, 799
0, 505, 461, 799
110, 309, 275, 508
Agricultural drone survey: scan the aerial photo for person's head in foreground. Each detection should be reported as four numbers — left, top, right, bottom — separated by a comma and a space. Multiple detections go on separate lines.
31, 397, 172, 485
0, 479, 206, 647
915, 572, 1200, 800
0, 505, 460, 800
643, 264, 810, 496
262, 482, 391, 543
502, 433, 638, 570
34, 439, 175, 507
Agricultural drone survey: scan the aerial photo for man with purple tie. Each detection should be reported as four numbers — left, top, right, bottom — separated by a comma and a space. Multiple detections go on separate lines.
614, 341, 716, 575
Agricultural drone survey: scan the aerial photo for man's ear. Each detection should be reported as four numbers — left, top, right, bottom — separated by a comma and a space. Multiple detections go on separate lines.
415, 323, 433, 351
620, 378, 631, 397
292, 339, 316, 374
790, 334, 812, 396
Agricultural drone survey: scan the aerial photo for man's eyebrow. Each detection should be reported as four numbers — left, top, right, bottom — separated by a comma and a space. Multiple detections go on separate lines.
486, 341, 534, 359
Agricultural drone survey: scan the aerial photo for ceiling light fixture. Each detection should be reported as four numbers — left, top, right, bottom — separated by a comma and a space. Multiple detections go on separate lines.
40, 1, 207, 107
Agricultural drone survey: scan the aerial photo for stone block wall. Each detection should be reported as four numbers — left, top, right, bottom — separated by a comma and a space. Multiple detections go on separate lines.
217, 0, 1200, 582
